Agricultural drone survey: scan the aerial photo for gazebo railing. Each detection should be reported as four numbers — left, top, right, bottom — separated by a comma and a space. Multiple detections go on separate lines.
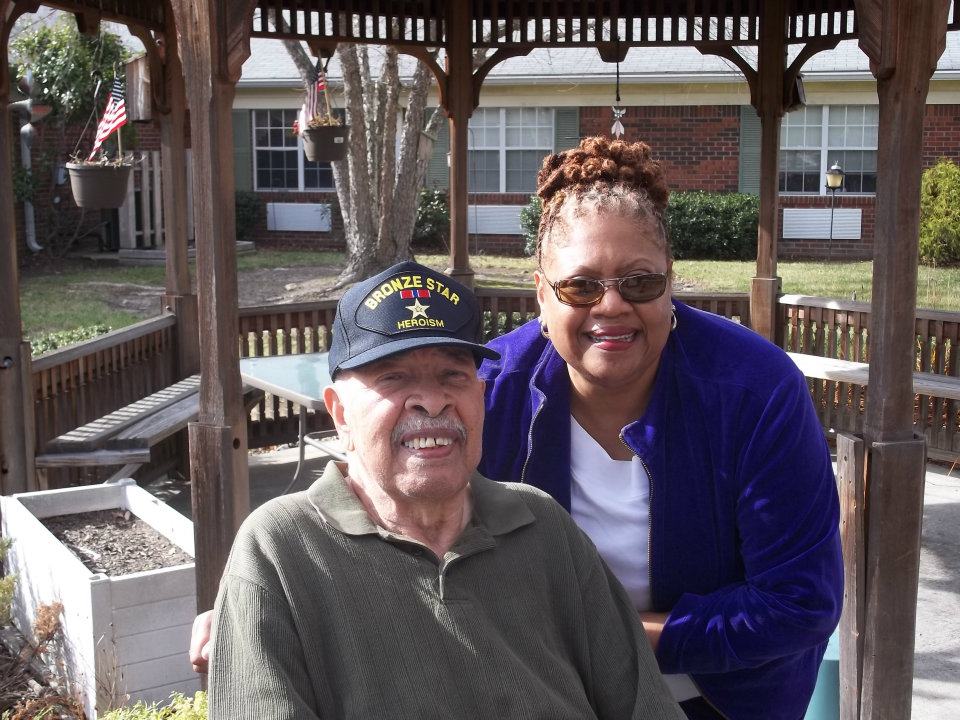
780, 294, 960, 459
31, 314, 178, 486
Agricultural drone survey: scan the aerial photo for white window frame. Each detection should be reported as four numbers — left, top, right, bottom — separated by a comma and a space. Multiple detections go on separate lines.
779, 104, 878, 197
251, 109, 335, 192
468, 107, 555, 193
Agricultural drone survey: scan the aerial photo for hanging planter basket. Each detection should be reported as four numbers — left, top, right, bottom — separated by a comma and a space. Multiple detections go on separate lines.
302, 125, 348, 162
67, 162, 133, 209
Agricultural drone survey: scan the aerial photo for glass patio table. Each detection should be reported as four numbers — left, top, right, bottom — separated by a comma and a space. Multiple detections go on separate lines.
239, 352, 342, 489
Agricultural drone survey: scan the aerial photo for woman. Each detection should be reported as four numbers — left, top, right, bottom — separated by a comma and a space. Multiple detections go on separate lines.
478, 137, 843, 719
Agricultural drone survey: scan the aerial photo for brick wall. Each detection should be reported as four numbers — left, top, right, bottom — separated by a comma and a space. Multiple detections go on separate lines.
921, 104, 960, 167
579, 105, 741, 192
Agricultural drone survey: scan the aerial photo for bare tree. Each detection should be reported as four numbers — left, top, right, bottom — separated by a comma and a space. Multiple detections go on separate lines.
283, 40, 443, 286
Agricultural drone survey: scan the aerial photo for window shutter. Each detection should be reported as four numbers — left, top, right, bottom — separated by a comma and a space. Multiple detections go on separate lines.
738, 106, 761, 194
233, 110, 253, 192
554, 107, 580, 151
425, 109, 450, 191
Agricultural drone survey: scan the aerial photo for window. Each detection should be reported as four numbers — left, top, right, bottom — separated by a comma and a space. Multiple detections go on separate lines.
468, 108, 554, 193
779, 105, 878, 194
253, 109, 334, 191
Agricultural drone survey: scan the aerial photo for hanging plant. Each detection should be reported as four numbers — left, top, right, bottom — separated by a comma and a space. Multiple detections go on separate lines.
67, 76, 136, 209
293, 62, 347, 162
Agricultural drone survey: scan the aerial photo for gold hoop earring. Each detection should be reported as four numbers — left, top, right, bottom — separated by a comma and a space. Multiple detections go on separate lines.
670, 304, 678, 331
539, 319, 550, 339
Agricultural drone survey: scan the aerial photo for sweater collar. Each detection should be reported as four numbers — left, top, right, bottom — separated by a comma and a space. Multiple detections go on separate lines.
307, 461, 536, 538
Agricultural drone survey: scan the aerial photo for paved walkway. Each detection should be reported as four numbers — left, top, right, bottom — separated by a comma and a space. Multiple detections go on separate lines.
240, 446, 960, 717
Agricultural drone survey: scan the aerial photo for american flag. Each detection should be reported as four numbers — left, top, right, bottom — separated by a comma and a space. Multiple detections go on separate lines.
297, 67, 327, 134
88, 79, 128, 159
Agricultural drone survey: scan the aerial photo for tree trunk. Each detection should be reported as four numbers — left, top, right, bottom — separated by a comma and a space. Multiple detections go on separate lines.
281, 38, 442, 287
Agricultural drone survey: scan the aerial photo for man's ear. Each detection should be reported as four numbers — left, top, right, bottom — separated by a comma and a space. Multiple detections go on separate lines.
323, 384, 352, 449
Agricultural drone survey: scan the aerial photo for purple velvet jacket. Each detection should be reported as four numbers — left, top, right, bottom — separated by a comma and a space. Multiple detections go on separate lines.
477, 300, 843, 720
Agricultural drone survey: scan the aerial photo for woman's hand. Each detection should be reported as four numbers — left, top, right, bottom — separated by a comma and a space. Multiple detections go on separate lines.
189, 610, 214, 673
640, 611, 670, 653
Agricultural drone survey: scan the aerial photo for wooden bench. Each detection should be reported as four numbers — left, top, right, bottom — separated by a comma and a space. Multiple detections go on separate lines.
787, 352, 960, 401
36, 375, 263, 481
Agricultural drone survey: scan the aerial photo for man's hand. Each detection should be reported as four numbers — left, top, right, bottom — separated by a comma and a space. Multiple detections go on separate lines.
640, 611, 670, 653
189, 610, 214, 673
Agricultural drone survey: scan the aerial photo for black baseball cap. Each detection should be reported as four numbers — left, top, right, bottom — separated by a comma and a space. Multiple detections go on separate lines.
328, 261, 500, 378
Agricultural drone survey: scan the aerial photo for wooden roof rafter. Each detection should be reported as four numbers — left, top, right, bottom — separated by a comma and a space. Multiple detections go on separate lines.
30, 0, 164, 32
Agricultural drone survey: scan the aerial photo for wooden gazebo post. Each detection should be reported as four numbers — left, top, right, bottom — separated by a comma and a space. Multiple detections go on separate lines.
170, 0, 254, 610
444, 0, 475, 287
850, 2, 950, 718
0, 1, 37, 495
751, 0, 787, 343
130, 5, 199, 379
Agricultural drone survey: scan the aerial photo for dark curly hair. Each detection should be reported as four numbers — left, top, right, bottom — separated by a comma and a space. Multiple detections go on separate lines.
535, 136, 671, 265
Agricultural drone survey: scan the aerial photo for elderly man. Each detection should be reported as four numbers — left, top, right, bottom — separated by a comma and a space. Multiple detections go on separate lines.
208, 262, 683, 719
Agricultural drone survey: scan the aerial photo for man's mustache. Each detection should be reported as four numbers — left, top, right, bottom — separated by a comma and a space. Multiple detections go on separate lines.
391, 415, 467, 444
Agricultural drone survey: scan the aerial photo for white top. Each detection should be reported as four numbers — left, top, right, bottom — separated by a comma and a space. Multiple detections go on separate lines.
569, 416, 700, 703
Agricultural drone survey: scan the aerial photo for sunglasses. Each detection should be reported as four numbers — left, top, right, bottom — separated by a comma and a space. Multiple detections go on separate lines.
544, 272, 668, 307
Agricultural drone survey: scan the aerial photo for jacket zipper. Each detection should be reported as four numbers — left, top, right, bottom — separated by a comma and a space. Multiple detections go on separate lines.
520, 390, 546, 484
619, 431, 654, 609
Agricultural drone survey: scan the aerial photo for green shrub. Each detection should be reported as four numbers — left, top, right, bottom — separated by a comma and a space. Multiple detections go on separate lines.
235, 191, 264, 243
31, 324, 111, 357
520, 191, 756, 260
0, 538, 14, 627
412, 188, 449, 252
520, 195, 542, 257
100, 692, 207, 720
667, 191, 758, 260
919, 158, 960, 266
11, 17, 130, 123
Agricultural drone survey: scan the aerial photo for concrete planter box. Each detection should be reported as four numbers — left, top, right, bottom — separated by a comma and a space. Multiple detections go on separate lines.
1, 480, 199, 718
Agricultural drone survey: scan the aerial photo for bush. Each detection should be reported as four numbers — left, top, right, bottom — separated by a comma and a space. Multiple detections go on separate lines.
0, 538, 14, 627
100, 692, 207, 720
31, 324, 111, 357
235, 191, 264, 243
919, 158, 960, 266
412, 188, 449, 252
11, 17, 130, 123
519, 191, 757, 261
667, 191, 758, 260
520, 195, 542, 257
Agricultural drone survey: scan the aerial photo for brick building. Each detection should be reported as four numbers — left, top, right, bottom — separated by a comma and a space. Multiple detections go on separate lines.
228, 36, 960, 259
11, 30, 960, 259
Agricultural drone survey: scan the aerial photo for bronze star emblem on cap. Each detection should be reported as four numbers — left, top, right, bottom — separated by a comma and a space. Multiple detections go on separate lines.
406, 298, 429, 318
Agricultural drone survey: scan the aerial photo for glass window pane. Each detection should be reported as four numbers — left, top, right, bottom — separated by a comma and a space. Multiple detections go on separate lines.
505, 127, 522, 147
847, 106, 864, 125
270, 129, 283, 146
864, 125, 878, 148
845, 126, 863, 146
806, 106, 823, 124
255, 129, 269, 146
469, 150, 500, 191
828, 126, 845, 146
787, 127, 804, 147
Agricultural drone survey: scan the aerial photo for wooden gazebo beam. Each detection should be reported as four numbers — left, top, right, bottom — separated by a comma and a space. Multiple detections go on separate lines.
0, 0, 38, 495
169, 0, 257, 611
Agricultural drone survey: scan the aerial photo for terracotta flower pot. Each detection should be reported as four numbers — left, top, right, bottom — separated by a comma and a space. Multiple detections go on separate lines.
67, 162, 133, 209
301, 125, 348, 162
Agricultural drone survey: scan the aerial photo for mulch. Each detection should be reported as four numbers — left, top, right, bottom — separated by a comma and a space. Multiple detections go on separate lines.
41, 510, 192, 577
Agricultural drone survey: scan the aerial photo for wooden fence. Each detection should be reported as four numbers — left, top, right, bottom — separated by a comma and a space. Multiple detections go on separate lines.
31, 315, 178, 487
780, 294, 960, 460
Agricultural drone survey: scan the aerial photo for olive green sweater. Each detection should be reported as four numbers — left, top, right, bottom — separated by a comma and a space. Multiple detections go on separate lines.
210, 462, 685, 720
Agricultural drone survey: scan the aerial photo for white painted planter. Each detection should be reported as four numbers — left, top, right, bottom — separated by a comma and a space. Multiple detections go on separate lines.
1, 480, 199, 719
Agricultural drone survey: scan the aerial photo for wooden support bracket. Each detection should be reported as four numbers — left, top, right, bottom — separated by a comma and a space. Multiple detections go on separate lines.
472, 46, 532, 110
400, 47, 447, 111
696, 44, 758, 108
73, 7, 102, 36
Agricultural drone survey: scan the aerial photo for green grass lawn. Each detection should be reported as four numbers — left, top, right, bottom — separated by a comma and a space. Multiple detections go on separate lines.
18, 250, 960, 347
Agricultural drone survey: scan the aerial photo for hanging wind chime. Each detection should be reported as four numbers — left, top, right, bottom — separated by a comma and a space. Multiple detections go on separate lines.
611, 36, 626, 139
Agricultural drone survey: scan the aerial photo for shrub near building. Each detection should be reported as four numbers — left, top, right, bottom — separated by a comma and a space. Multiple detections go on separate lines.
920, 158, 960, 266
519, 191, 759, 260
